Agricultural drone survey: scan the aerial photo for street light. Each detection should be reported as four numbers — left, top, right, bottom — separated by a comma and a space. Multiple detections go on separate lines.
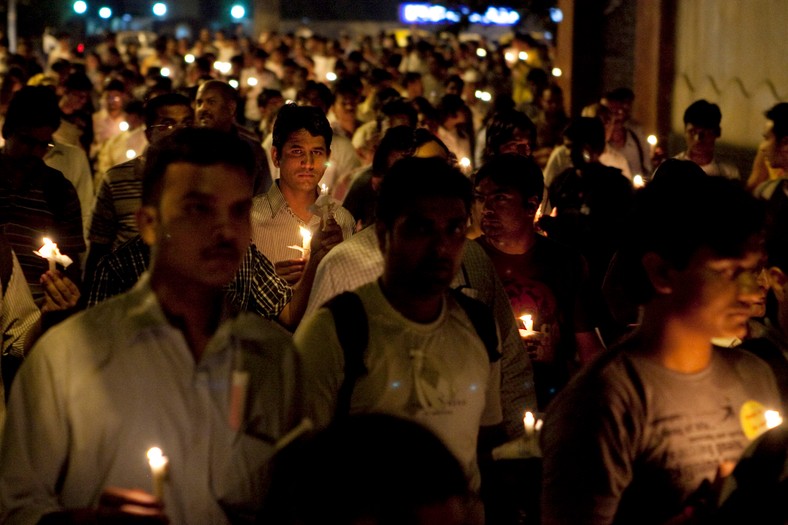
230, 4, 245, 19
152, 2, 167, 16
73, 0, 87, 14
98, 6, 112, 18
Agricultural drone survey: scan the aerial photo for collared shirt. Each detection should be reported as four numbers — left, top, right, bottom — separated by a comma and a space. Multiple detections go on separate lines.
88, 157, 145, 250
0, 274, 301, 525
44, 141, 94, 237
250, 181, 355, 264
87, 235, 292, 319
304, 226, 537, 438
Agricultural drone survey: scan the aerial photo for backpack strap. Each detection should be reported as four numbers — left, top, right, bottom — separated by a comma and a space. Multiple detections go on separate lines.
324, 292, 368, 420
450, 288, 501, 363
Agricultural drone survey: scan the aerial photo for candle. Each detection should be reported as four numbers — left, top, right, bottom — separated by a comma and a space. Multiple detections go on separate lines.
633, 174, 645, 188
274, 418, 315, 451
520, 314, 534, 332
300, 226, 312, 256
287, 226, 312, 259
147, 447, 168, 500
765, 410, 783, 429
523, 411, 535, 439
34, 237, 73, 272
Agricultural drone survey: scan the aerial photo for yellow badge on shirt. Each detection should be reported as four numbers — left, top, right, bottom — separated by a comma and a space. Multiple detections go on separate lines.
740, 400, 769, 440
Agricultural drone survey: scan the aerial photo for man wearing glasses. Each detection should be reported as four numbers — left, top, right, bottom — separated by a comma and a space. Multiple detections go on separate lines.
85, 92, 193, 283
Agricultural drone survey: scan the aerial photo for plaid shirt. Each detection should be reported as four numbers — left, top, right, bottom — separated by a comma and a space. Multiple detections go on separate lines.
88, 236, 292, 319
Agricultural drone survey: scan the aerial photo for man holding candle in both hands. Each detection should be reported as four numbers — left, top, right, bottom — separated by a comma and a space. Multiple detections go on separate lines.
541, 161, 783, 525
251, 103, 354, 286
0, 129, 301, 524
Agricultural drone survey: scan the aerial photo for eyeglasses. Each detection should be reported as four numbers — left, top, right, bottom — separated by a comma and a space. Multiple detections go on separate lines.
148, 122, 193, 131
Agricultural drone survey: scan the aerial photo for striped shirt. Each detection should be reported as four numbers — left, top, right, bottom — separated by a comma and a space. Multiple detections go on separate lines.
87, 235, 292, 319
0, 155, 86, 301
88, 157, 144, 250
304, 226, 538, 439
251, 181, 355, 264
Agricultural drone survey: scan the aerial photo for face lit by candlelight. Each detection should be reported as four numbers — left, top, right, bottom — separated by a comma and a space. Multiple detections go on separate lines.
659, 241, 764, 340
138, 161, 252, 289
272, 129, 330, 194
475, 178, 536, 242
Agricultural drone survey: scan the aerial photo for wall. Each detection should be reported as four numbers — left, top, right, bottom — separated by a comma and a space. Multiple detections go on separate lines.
671, 0, 787, 152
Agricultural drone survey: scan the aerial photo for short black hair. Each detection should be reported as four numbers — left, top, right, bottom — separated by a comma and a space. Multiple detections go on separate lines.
437, 94, 467, 123
2, 86, 60, 139
622, 159, 765, 304
197, 79, 238, 105
381, 97, 417, 127
376, 156, 472, 230
141, 127, 254, 206
604, 87, 635, 103
63, 71, 93, 92
371, 126, 442, 176
766, 102, 788, 141
144, 92, 192, 128
261, 414, 469, 525
484, 110, 537, 162
474, 154, 544, 205
271, 103, 333, 153
564, 117, 606, 156
683, 99, 722, 131
257, 88, 283, 108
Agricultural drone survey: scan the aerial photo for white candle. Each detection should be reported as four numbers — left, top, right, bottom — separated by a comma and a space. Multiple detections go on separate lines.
147, 447, 168, 500
34, 237, 73, 272
523, 411, 535, 439
520, 314, 534, 332
300, 226, 312, 257
287, 226, 313, 258
274, 418, 314, 451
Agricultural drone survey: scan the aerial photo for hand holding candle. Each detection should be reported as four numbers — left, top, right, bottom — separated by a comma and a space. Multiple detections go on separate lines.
34, 237, 73, 272
287, 226, 313, 259
312, 184, 336, 230
147, 447, 169, 500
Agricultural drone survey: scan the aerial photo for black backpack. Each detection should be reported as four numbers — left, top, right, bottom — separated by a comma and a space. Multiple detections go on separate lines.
324, 289, 501, 420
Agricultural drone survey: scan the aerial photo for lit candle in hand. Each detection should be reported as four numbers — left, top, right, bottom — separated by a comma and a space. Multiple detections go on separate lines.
34, 237, 73, 272
518, 314, 535, 337
288, 226, 312, 259
147, 447, 168, 500
523, 411, 535, 439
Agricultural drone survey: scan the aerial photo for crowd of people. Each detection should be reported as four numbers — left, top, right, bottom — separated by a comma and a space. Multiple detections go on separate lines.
0, 23, 786, 525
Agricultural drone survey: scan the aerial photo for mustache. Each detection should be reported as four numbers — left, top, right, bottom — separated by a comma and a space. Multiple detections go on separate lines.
200, 241, 242, 259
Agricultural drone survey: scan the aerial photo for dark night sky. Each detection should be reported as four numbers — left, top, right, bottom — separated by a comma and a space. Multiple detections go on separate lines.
281, 0, 401, 21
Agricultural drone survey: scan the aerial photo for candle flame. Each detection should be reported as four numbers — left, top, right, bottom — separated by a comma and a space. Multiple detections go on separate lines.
765, 410, 783, 429
147, 447, 168, 469
299, 226, 312, 245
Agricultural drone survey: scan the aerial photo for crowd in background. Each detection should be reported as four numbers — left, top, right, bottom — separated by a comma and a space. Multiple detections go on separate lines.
0, 21, 786, 525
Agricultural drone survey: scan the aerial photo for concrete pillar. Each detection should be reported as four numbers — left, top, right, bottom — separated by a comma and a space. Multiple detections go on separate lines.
253, 0, 281, 39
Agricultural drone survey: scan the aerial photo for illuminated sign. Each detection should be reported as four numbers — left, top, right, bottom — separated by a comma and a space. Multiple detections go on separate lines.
400, 3, 520, 25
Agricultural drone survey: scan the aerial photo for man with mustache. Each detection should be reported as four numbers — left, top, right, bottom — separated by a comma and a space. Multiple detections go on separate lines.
195, 79, 271, 195
295, 157, 503, 492
0, 129, 301, 524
